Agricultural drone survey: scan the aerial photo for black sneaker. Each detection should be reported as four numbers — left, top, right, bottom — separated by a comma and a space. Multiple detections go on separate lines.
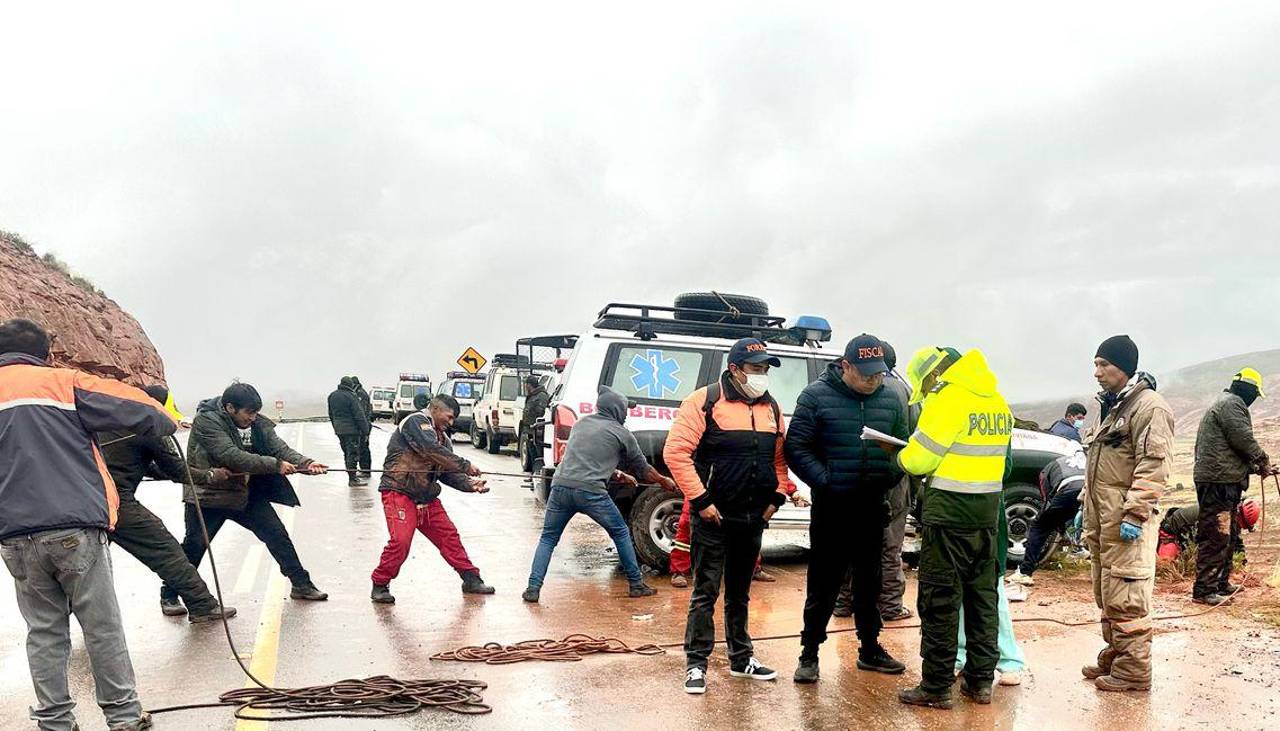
684, 667, 707, 694
290, 583, 329, 601
629, 582, 657, 597
188, 603, 237, 624
371, 583, 395, 604
461, 572, 495, 595
898, 685, 954, 709
729, 657, 778, 681
160, 597, 187, 617
832, 604, 853, 618
882, 606, 914, 622
793, 656, 820, 684
960, 677, 993, 704
857, 643, 906, 674
522, 587, 541, 603
1220, 583, 1241, 595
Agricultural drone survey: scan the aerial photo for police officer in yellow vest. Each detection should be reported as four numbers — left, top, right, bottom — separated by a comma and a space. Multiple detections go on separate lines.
878, 347, 1013, 710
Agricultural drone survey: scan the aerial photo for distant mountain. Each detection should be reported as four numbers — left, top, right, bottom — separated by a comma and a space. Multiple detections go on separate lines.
1013, 348, 1280, 435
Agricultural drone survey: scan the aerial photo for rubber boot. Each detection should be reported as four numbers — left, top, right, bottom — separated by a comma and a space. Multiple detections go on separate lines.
959, 677, 993, 704
461, 571, 495, 595
371, 583, 395, 604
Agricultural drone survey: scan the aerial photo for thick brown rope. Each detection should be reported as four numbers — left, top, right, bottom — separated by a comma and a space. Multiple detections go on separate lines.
430, 634, 665, 665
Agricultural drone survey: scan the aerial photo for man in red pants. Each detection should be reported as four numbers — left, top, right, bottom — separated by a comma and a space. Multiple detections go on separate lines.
669, 481, 807, 586
371, 394, 494, 603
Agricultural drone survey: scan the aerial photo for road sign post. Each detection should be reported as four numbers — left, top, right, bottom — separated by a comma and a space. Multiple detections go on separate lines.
457, 347, 488, 375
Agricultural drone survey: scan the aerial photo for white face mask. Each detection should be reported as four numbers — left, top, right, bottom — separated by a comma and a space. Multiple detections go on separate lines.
739, 373, 769, 399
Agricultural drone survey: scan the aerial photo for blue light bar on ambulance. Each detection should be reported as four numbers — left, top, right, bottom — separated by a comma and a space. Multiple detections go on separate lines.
791, 316, 833, 342
399, 373, 431, 382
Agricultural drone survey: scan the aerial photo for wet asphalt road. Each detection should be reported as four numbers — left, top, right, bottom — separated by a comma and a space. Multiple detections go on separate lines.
3, 422, 1280, 730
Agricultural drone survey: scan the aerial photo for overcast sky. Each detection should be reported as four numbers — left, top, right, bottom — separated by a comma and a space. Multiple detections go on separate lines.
2, 1, 1278, 409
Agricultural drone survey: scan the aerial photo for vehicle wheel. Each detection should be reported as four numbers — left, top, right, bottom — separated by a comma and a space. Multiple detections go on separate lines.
470, 421, 487, 450
629, 487, 683, 571
531, 458, 550, 505
673, 292, 769, 324
486, 429, 501, 454
517, 430, 534, 473
1003, 483, 1042, 570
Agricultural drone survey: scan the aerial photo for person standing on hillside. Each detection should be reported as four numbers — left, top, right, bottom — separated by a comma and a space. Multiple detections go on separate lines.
1191, 368, 1272, 605
1048, 403, 1088, 442
328, 376, 371, 487
1, 318, 176, 731
1081, 335, 1175, 693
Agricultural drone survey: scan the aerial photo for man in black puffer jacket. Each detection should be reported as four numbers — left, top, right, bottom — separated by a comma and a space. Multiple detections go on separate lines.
785, 334, 910, 683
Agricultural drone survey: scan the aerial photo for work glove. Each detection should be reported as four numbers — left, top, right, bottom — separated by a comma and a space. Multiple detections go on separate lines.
1071, 510, 1083, 533
1119, 520, 1142, 542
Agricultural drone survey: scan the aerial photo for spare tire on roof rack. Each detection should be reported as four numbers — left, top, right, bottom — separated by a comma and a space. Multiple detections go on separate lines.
673, 292, 770, 325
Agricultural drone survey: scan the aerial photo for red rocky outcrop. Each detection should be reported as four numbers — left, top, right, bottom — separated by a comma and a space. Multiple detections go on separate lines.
0, 232, 165, 385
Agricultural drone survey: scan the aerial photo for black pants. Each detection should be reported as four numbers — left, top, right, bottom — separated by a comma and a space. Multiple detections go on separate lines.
357, 434, 372, 472
918, 524, 999, 692
161, 495, 311, 602
1194, 481, 1244, 598
802, 494, 886, 651
338, 434, 362, 473
684, 513, 764, 670
1019, 489, 1081, 575
112, 497, 218, 612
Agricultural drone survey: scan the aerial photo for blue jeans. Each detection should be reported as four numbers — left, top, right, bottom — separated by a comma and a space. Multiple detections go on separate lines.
527, 486, 643, 589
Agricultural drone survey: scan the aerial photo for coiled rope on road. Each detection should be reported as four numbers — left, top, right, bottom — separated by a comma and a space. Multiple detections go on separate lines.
431, 633, 665, 664
142, 434, 492, 721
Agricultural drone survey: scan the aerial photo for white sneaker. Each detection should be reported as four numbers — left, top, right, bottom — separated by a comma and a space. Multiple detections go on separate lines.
729, 656, 778, 681
1005, 582, 1028, 603
998, 671, 1023, 686
684, 667, 707, 694
1007, 569, 1035, 586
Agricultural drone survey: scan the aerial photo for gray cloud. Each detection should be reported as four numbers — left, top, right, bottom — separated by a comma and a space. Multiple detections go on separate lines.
2, 2, 1278, 409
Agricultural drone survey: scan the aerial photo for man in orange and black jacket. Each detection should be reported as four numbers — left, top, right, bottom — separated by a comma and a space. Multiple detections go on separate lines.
666, 337, 793, 695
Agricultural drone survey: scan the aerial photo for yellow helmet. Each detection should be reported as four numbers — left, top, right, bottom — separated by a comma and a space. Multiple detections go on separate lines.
905, 346, 954, 405
1234, 367, 1266, 399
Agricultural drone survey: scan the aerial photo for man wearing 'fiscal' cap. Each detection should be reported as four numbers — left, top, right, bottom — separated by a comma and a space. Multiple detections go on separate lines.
1082, 335, 1175, 693
1190, 366, 1272, 606
666, 338, 795, 695
785, 334, 909, 684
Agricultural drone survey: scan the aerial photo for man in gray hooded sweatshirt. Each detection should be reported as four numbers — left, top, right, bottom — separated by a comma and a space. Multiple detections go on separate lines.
523, 386, 678, 602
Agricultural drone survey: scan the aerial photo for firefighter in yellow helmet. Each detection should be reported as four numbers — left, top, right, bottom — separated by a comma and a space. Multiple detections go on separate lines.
1084, 335, 1175, 692
877, 346, 1012, 709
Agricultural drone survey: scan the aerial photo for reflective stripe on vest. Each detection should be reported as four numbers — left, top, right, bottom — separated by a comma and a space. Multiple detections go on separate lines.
931, 477, 1003, 494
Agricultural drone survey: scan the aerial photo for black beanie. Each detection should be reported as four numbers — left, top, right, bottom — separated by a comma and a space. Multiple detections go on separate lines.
1096, 335, 1139, 377
882, 341, 897, 371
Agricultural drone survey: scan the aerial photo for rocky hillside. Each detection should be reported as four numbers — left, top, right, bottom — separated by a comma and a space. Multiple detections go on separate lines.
1014, 349, 1280, 435
1, 231, 165, 385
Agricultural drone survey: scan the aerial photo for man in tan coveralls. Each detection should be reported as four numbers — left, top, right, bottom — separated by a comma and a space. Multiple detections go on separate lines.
1082, 335, 1175, 693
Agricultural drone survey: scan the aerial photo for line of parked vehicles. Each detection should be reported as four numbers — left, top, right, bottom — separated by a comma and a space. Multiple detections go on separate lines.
373, 292, 1078, 573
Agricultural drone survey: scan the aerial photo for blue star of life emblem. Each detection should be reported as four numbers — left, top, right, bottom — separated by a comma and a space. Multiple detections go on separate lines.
629, 349, 681, 399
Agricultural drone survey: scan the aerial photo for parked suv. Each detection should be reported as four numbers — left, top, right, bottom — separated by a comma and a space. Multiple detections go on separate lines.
392, 373, 433, 423
368, 385, 396, 421
537, 293, 1077, 570
436, 371, 486, 436
469, 355, 527, 454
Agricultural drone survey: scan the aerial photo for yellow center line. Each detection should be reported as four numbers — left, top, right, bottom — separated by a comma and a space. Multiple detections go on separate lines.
234, 423, 304, 731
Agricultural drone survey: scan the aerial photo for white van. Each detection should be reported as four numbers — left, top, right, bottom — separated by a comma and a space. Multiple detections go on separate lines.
392, 373, 433, 423
368, 386, 396, 421
436, 371, 486, 435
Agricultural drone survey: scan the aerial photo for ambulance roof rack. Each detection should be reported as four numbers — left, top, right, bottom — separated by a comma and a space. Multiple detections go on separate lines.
594, 303, 824, 345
